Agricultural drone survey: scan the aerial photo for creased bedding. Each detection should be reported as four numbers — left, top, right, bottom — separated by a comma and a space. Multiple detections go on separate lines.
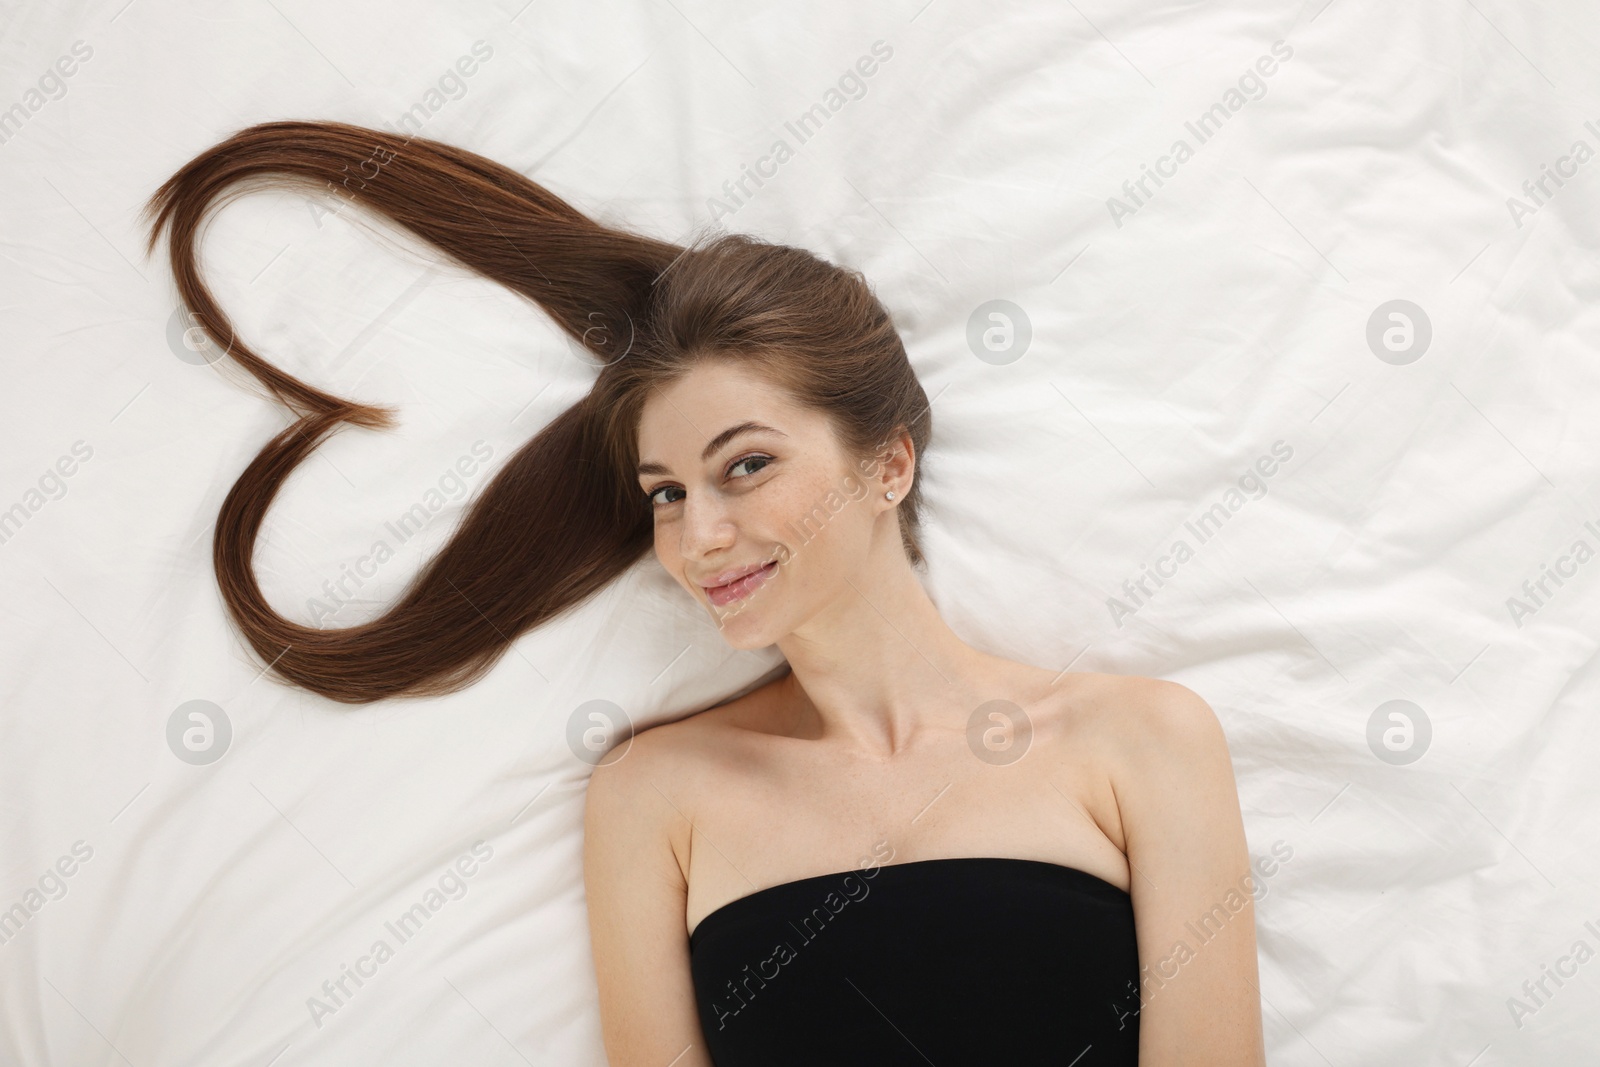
2, 1, 1598, 1064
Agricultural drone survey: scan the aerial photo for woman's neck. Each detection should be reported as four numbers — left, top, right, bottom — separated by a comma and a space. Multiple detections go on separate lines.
774, 559, 997, 759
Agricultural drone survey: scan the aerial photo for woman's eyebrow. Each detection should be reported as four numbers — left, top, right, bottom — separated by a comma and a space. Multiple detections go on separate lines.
637, 422, 787, 477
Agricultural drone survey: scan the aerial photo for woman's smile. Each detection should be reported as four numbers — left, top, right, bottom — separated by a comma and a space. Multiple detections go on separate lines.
702, 559, 778, 607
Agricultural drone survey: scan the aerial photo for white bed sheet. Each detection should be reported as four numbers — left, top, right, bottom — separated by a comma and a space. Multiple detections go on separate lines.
2, 0, 1598, 1063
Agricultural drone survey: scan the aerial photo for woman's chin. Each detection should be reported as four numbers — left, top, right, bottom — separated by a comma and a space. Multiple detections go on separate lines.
719, 633, 771, 652
710, 605, 778, 647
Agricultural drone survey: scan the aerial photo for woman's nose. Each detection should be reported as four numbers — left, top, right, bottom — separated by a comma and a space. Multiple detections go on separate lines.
678, 491, 736, 558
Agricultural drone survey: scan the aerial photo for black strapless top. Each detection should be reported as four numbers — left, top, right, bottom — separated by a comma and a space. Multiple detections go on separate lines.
689, 857, 1140, 1065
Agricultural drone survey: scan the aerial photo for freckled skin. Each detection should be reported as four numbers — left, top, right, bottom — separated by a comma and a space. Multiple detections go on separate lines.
636, 360, 894, 650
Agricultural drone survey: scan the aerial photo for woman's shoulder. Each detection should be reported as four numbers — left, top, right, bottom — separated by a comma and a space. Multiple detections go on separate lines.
1053, 670, 1235, 819
1028, 669, 1231, 806
1031, 670, 1240, 892
1043, 669, 1221, 743
593, 676, 783, 786
585, 680, 784, 877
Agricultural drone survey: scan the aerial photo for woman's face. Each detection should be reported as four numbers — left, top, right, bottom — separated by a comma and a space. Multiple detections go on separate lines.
635, 359, 897, 648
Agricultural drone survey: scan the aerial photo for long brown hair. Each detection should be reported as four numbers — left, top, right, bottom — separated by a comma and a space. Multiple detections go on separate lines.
143, 120, 932, 704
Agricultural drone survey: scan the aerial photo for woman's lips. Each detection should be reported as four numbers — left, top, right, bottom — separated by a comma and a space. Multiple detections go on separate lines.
704, 560, 778, 607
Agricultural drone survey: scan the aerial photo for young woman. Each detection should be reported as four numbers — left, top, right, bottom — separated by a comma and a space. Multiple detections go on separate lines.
147, 120, 1267, 1066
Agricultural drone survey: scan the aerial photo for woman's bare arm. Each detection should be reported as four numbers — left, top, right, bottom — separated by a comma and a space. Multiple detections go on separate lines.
583, 730, 714, 1067
1109, 678, 1268, 1065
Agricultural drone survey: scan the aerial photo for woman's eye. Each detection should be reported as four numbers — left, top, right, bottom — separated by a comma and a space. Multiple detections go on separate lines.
727, 454, 771, 479
645, 455, 771, 508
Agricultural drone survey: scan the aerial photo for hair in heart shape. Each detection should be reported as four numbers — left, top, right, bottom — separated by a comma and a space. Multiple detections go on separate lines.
143, 120, 932, 704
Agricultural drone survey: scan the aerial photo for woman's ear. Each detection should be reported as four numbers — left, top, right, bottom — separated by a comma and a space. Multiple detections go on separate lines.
878, 428, 915, 498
